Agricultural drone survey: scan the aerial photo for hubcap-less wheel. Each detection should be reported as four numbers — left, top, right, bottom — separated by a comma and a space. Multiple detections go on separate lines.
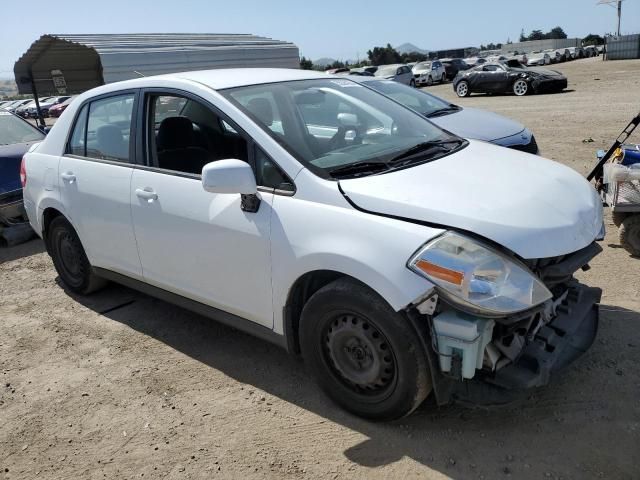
51, 228, 86, 289
456, 81, 469, 97
323, 314, 397, 398
619, 215, 640, 256
513, 79, 528, 96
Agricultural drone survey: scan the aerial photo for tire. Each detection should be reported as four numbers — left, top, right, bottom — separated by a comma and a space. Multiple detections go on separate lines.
456, 80, 470, 97
409, 79, 416, 88
440, 73, 446, 83
513, 78, 529, 96
426, 75, 433, 86
47, 216, 107, 295
619, 214, 640, 256
612, 212, 628, 227
299, 277, 431, 420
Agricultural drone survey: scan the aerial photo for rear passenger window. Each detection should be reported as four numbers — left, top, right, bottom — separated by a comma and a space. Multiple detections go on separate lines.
68, 104, 88, 156
86, 94, 135, 162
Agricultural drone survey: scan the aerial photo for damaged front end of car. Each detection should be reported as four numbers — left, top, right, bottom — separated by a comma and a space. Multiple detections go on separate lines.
404, 234, 602, 406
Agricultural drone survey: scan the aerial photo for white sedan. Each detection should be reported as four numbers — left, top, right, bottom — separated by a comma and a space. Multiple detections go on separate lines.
23, 68, 604, 420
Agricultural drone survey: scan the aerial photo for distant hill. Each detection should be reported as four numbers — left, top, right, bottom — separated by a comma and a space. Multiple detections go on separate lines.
395, 43, 429, 55
0, 80, 18, 99
314, 57, 337, 67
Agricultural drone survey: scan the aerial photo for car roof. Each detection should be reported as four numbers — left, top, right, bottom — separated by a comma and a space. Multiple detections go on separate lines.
91, 68, 331, 95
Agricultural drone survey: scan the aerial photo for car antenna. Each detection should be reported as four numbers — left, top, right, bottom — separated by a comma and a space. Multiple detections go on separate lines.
133, 71, 146, 77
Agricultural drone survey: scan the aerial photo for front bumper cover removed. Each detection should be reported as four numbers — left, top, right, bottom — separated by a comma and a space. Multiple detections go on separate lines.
425, 281, 601, 406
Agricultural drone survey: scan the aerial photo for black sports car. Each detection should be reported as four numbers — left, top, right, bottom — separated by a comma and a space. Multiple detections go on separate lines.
452, 61, 568, 97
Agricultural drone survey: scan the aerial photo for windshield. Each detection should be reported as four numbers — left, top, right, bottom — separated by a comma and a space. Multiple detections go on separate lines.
374, 66, 398, 77
364, 80, 455, 116
222, 78, 463, 178
0, 112, 45, 145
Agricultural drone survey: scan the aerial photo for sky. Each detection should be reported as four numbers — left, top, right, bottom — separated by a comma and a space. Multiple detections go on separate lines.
1, 0, 639, 76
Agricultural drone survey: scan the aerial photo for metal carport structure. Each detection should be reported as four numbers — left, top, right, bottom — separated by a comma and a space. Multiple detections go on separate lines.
14, 33, 300, 125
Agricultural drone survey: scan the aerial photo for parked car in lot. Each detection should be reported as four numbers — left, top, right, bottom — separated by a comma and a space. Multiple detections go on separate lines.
48, 96, 77, 118
0, 110, 45, 237
463, 57, 486, 67
527, 51, 551, 66
454, 61, 568, 97
25, 96, 71, 118
411, 61, 446, 86
352, 76, 539, 153
4, 99, 33, 114
507, 51, 529, 65
16, 98, 54, 118
23, 68, 604, 420
374, 64, 415, 86
440, 58, 470, 80
583, 46, 598, 57
566, 47, 585, 60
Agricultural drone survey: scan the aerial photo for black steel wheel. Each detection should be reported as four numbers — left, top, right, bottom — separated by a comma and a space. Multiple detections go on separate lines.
300, 278, 431, 420
47, 216, 106, 294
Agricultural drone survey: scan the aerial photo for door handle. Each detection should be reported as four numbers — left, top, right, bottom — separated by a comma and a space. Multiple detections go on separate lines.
135, 188, 158, 201
61, 172, 76, 183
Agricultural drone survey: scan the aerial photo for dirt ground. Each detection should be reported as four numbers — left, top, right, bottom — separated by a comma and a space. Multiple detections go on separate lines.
2, 57, 639, 480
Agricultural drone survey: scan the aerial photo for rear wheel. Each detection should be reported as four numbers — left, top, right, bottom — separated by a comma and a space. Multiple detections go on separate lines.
47, 216, 107, 295
299, 278, 431, 420
619, 214, 640, 256
456, 80, 470, 97
513, 79, 529, 96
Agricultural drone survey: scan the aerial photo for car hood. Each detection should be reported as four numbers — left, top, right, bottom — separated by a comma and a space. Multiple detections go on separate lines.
430, 107, 525, 143
339, 140, 603, 259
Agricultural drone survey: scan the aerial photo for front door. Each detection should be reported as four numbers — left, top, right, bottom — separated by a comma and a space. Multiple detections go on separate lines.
59, 92, 142, 277
130, 91, 274, 327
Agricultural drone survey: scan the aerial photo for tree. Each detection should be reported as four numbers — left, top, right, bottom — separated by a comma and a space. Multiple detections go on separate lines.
548, 26, 567, 39
367, 44, 402, 66
519, 29, 527, 42
299, 56, 313, 70
583, 33, 604, 45
528, 29, 545, 40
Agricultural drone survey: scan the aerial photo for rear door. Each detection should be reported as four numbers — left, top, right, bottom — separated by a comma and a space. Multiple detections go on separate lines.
58, 91, 142, 277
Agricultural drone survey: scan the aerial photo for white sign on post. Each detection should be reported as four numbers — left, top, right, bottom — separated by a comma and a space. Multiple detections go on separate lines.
51, 69, 67, 94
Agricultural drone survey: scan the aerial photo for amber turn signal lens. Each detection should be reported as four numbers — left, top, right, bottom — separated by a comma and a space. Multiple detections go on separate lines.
415, 259, 464, 286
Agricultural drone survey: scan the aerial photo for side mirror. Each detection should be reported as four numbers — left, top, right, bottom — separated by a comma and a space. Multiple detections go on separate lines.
201, 159, 256, 195
337, 112, 359, 128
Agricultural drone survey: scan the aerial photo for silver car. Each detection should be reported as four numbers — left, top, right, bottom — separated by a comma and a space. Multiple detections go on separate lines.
352, 76, 539, 154
411, 61, 447, 86
373, 64, 415, 87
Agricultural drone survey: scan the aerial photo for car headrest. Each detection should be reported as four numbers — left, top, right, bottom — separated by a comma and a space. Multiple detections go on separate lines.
157, 116, 195, 150
247, 98, 273, 127
96, 125, 125, 153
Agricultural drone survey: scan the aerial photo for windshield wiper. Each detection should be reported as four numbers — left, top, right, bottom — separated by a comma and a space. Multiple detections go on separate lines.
389, 139, 462, 163
425, 105, 461, 118
328, 161, 390, 179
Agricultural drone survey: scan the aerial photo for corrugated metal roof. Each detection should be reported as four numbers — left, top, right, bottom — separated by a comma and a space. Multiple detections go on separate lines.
14, 33, 300, 95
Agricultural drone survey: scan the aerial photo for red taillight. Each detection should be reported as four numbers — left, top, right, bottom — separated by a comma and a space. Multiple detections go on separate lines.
20, 156, 27, 188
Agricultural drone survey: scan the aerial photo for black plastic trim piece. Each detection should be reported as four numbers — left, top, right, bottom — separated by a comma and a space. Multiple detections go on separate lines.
93, 267, 288, 351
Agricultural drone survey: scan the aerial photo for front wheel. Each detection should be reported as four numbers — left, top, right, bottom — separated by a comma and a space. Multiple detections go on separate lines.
299, 278, 431, 420
619, 215, 640, 256
513, 78, 529, 96
440, 73, 446, 83
47, 216, 107, 295
426, 75, 433, 86
456, 80, 470, 97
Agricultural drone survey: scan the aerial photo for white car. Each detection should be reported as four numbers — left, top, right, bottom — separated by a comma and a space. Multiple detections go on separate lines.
527, 52, 551, 66
411, 61, 446, 86
23, 68, 604, 420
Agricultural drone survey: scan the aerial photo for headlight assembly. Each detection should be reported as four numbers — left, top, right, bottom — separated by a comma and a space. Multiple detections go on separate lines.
408, 232, 552, 316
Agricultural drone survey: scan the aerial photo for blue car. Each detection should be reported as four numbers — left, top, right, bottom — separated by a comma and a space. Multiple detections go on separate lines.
351, 76, 539, 154
0, 111, 45, 243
